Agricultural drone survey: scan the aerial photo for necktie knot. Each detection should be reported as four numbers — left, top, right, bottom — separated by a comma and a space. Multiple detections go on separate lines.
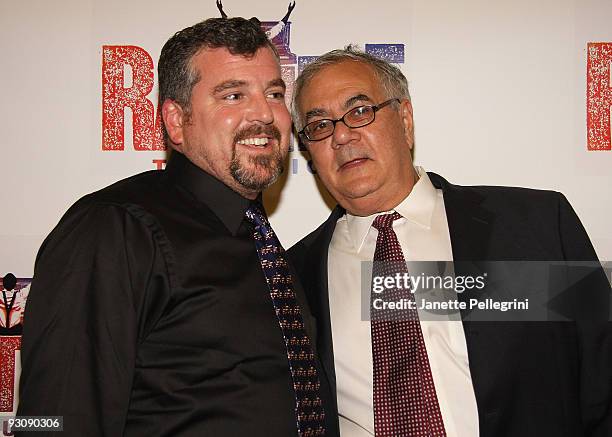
372, 211, 402, 231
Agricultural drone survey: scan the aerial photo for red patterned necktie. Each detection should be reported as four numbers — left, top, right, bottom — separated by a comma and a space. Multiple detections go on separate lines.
371, 212, 446, 437
245, 203, 326, 437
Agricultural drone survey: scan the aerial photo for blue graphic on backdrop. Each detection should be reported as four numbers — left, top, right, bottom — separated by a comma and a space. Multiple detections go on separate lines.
365, 44, 405, 63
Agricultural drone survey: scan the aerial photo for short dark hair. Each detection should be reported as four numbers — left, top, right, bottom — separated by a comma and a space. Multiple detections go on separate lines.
158, 17, 278, 144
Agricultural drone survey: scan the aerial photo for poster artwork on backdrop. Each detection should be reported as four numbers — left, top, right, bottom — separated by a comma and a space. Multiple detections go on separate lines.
100, 1, 405, 172
99, 4, 612, 157
1, 274, 31, 415
587, 42, 612, 151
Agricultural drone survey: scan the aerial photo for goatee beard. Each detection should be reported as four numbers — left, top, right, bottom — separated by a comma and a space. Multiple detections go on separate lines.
230, 123, 285, 192
230, 151, 285, 192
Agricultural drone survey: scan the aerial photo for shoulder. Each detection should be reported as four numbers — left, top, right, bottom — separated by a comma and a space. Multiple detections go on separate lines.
473, 185, 564, 222
429, 172, 595, 260
61, 169, 170, 231
81, 169, 166, 210
37, 170, 171, 268
428, 171, 566, 218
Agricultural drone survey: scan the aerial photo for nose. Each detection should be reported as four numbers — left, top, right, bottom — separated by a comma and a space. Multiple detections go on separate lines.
331, 119, 359, 149
246, 94, 274, 124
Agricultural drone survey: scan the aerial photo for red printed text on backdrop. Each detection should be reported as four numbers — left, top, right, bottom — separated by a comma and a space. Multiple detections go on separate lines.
587, 42, 612, 151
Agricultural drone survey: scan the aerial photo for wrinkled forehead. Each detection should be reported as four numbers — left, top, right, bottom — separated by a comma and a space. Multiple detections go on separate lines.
298, 61, 384, 118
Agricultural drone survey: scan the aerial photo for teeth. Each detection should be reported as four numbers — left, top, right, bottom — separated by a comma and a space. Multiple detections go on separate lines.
237, 137, 269, 146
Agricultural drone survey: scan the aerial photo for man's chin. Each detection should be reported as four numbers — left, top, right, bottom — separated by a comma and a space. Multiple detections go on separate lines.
230, 152, 284, 191
232, 166, 283, 192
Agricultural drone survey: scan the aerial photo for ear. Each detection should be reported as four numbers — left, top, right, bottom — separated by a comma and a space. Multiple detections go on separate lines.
399, 99, 414, 150
162, 99, 186, 150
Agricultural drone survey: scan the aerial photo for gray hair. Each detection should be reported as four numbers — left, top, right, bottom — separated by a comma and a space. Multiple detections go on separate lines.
291, 44, 411, 131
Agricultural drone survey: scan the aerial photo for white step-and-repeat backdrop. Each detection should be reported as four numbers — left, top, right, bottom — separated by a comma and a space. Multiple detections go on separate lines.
1, 0, 611, 417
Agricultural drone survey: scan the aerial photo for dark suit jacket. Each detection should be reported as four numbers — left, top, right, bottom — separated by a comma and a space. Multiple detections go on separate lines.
288, 172, 612, 437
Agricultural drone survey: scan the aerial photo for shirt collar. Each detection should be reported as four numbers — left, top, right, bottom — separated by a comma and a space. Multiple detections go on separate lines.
344, 167, 438, 251
164, 151, 254, 235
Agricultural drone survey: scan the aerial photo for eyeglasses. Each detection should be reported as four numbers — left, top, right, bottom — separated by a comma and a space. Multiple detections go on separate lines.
298, 98, 400, 142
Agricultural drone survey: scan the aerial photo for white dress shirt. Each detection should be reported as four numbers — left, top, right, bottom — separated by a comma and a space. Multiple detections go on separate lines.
327, 167, 480, 436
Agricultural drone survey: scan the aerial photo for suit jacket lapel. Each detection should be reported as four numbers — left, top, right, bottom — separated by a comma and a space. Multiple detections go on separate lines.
429, 172, 498, 319
428, 172, 494, 264
303, 206, 344, 401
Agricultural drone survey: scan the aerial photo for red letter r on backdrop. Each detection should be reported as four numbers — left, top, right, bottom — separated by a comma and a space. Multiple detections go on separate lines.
102, 45, 164, 151
587, 42, 612, 151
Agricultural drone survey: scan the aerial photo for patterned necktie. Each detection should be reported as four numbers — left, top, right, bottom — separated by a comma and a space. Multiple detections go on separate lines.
371, 212, 446, 437
245, 203, 326, 437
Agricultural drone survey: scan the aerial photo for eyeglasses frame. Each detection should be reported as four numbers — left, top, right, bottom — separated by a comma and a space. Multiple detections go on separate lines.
298, 98, 401, 142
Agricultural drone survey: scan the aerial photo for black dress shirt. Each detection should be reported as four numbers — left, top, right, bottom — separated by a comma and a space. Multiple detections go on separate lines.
18, 151, 326, 436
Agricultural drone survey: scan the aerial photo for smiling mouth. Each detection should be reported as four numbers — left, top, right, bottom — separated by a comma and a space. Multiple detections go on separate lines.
236, 137, 270, 147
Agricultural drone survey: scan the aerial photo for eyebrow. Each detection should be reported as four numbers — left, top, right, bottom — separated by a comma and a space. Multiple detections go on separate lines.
213, 80, 247, 95
267, 78, 286, 91
304, 93, 374, 122
344, 94, 373, 109
304, 107, 328, 121
212, 78, 286, 95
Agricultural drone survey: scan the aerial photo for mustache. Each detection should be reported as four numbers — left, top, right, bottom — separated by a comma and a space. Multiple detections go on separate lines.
234, 124, 281, 144
336, 147, 371, 167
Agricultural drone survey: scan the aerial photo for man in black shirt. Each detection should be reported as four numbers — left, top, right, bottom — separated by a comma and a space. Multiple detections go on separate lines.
17, 18, 336, 437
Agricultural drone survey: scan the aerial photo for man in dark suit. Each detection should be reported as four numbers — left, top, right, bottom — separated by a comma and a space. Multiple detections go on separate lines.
288, 46, 612, 436
17, 18, 334, 437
